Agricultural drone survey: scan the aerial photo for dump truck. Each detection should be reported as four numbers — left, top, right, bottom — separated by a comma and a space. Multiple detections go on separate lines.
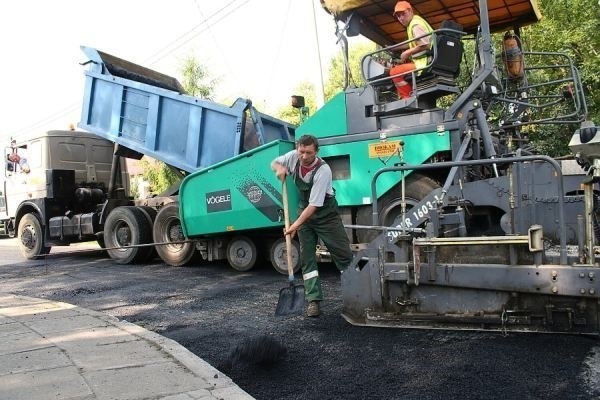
2, 46, 299, 274
262, 0, 598, 334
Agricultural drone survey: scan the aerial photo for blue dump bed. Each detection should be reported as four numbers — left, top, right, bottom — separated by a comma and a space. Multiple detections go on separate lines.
78, 46, 295, 173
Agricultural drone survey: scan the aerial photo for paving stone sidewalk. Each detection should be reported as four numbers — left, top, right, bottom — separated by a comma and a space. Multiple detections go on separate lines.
0, 294, 254, 400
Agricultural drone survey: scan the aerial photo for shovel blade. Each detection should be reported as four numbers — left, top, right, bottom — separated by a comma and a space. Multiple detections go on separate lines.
275, 284, 305, 316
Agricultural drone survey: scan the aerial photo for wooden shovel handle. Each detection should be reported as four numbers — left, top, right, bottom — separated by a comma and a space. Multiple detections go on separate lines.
282, 179, 294, 279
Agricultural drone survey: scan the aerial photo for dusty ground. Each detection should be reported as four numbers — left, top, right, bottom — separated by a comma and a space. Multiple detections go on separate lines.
0, 238, 598, 399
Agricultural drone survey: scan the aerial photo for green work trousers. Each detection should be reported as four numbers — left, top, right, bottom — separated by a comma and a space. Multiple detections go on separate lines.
298, 204, 353, 302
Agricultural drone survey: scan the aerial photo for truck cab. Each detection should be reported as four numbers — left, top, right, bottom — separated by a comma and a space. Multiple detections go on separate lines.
1, 130, 128, 257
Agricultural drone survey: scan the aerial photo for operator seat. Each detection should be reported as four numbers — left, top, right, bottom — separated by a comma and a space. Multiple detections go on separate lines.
408, 20, 464, 106
364, 20, 464, 114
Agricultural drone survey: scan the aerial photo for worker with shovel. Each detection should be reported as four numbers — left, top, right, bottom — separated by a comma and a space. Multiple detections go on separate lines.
272, 134, 353, 317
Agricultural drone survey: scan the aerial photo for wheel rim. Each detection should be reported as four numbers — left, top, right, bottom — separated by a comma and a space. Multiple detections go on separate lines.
112, 219, 132, 251
20, 224, 37, 250
160, 216, 186, 252
271, 239, 299, 274
228, 239, 254, 269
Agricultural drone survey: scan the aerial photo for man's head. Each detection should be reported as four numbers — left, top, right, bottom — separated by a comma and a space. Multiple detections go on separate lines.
296, 134, 319, 166
394, 0, 414, 27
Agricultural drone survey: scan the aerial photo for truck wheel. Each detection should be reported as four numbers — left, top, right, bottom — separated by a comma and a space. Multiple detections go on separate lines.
103, 206, 153, 264
269, 237, 300, 275
153, 203, 195, 266
356, 173, 440, 243
18, 213, 51, 259
227, 235, 257, 272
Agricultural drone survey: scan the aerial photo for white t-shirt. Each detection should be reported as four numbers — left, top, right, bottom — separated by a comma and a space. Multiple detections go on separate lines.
273, 150, 334, 207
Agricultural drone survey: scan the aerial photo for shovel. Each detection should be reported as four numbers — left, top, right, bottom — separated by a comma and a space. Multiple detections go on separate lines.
275, 178, 305, 316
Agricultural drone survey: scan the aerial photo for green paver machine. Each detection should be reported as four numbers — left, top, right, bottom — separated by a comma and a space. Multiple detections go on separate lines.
179, 140, 300, 272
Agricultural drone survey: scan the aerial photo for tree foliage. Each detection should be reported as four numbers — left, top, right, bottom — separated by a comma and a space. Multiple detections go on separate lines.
179, 55, 217, 99
323, 41, 377, 101
512, 0, 600, 156
139, 158, 180, 197
275, 42, 376, 125
276, 82, 318, 126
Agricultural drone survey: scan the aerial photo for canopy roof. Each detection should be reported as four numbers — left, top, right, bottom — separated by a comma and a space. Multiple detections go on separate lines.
321, 0, 542, 46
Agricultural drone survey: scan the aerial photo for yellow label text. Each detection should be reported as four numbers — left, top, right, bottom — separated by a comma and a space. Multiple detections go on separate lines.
368, 141, 401, 158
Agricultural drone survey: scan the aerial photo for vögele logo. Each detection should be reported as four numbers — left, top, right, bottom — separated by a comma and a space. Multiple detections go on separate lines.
206, 189, 232, 212
207, 194, 231, 204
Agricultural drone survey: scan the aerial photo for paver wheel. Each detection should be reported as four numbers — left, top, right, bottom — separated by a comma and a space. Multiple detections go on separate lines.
356, 173, 440, 243
18, 213, 51, 259
269, 237, 300, 275
153, 203, 195, 266
226, 235, 257, 272
103, 206, 153, 264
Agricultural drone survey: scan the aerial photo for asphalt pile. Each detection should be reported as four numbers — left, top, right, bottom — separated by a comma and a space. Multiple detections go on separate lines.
222, 334, 288, 371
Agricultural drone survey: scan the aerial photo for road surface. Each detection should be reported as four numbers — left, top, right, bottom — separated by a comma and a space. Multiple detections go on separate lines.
1, 238, 599, 399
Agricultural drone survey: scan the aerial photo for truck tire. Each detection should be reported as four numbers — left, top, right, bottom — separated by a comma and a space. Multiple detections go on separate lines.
356, 173, 440, 243
139, 206, 157, 221
226, 235, 257, 272
269, 237, 301, 275
153, 203, 195, 266
137, 206, 157, 262
103, 206, 153, 264
18, 213, 51, 259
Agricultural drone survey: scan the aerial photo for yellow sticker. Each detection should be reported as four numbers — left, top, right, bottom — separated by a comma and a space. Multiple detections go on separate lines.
368, 140, 401, 158
226, 226, 235, 231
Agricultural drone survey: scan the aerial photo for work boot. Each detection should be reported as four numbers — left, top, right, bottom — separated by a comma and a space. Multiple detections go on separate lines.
306, 301, 320, 317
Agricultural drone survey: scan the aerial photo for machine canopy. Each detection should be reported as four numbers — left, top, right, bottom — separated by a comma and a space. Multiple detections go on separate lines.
321, 0, 542, 45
